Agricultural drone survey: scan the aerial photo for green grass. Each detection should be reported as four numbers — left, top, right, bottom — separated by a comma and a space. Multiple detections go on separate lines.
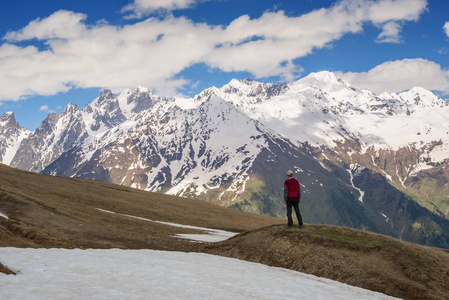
307, 224, 435, 278
280, 223, 436, 281
304, 225, 386, 247
39, 202, 72, 217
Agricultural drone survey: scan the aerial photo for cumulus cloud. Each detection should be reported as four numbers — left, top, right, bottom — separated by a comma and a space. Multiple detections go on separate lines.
0, 0, 429, 100
444, 22, 449, 38
122, 0, 203, 18
338, 58, 449, 94
376, 21, 402, 43
39, 105, 49, 111
1, 11, 218, 100
4, 10, 87, 41
370, 0, 427, 43
367, 0, 427, 23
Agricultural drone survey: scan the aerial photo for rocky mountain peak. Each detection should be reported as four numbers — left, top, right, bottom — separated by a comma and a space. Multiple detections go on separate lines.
293, 71, 356, 93
38, 113, 59, 131
399, 87, 447, 108
0, 112, 30, 165
0, 112, 27, 138
81, 89, 126, 133
61, 102, 80, 115
83, 89, 120, 117
223, 78, 270, 95
119, 86, 160, 117
97, 89, 115, 102
0, 111, 14, 118
0, 112, 18, 129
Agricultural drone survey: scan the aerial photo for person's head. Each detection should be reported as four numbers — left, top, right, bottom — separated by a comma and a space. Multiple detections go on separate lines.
287, 170, 293, 177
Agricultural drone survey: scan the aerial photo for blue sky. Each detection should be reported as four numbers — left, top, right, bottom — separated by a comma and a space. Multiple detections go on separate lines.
0, 0, 448, 130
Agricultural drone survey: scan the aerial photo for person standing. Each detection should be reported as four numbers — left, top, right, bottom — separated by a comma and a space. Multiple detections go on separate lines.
284, 170, 303, 228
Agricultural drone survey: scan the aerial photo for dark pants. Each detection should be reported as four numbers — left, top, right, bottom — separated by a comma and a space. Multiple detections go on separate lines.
286, 197, 302, 226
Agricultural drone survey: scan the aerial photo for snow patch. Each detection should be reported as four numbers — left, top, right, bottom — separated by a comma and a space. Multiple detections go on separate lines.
380, 212, 390, 223
347, 164, 365, 203
409, 162, 434, 177
379, 168, 393, 182
96, 208, 237, 242
0, 248, 400, 300
396, 167, 407, 189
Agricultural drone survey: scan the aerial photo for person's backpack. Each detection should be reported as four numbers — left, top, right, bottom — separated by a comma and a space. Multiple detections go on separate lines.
286, 178, 300, 198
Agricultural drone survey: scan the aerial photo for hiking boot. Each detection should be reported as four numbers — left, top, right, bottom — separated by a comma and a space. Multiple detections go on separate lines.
299, 224, 303, 229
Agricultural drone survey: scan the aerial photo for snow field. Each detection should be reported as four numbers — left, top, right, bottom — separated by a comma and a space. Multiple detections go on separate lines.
0, 248, 399, 300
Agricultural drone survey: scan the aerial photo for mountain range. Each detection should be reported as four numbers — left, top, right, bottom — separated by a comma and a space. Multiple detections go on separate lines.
1, 71, 449, 248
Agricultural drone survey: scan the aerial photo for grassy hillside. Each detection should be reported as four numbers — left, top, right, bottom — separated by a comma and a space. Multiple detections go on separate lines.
0, 163, 281, 249
205, 224, 449, 300
1, 163, 449, 299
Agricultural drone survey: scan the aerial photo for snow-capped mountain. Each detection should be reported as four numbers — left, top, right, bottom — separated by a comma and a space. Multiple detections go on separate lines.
6, 88, 167, 173
0, 112, 30, 165
44, 96, 269, 196
207, 71, 449, 152
198, 72, 449, 223
1, 71, 449, 247
10, 104, 87, 173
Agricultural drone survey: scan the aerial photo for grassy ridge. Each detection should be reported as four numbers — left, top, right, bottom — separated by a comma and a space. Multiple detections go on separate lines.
205, 224, 449, 300
1, 163, 449, 299
0, 163, 281, 249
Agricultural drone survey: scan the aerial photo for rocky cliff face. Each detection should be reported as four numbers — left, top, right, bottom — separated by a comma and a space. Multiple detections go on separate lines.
11, 104, 87, 173
1, 71, 449, 247
0, 112, 30, 165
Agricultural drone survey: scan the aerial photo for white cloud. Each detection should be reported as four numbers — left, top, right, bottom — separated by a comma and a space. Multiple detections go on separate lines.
376, 21, 402, 43
369, 0, 427, 43
1, 11, 219, 100
367, 0, 427, 23
444, 21, 449, 38
39, 105, 49, 111
0, 0, 429, 101
4, 10, 87, 41
122, 0, 202, 18
338, 58, 449, 94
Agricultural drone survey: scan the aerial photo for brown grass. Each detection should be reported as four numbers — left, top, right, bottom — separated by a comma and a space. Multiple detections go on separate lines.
1, 164, 449, 299
203, 225, 449, 300
0, 163, 280, 250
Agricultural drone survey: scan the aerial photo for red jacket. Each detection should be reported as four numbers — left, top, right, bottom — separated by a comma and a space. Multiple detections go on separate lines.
284, 178, 300, 200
